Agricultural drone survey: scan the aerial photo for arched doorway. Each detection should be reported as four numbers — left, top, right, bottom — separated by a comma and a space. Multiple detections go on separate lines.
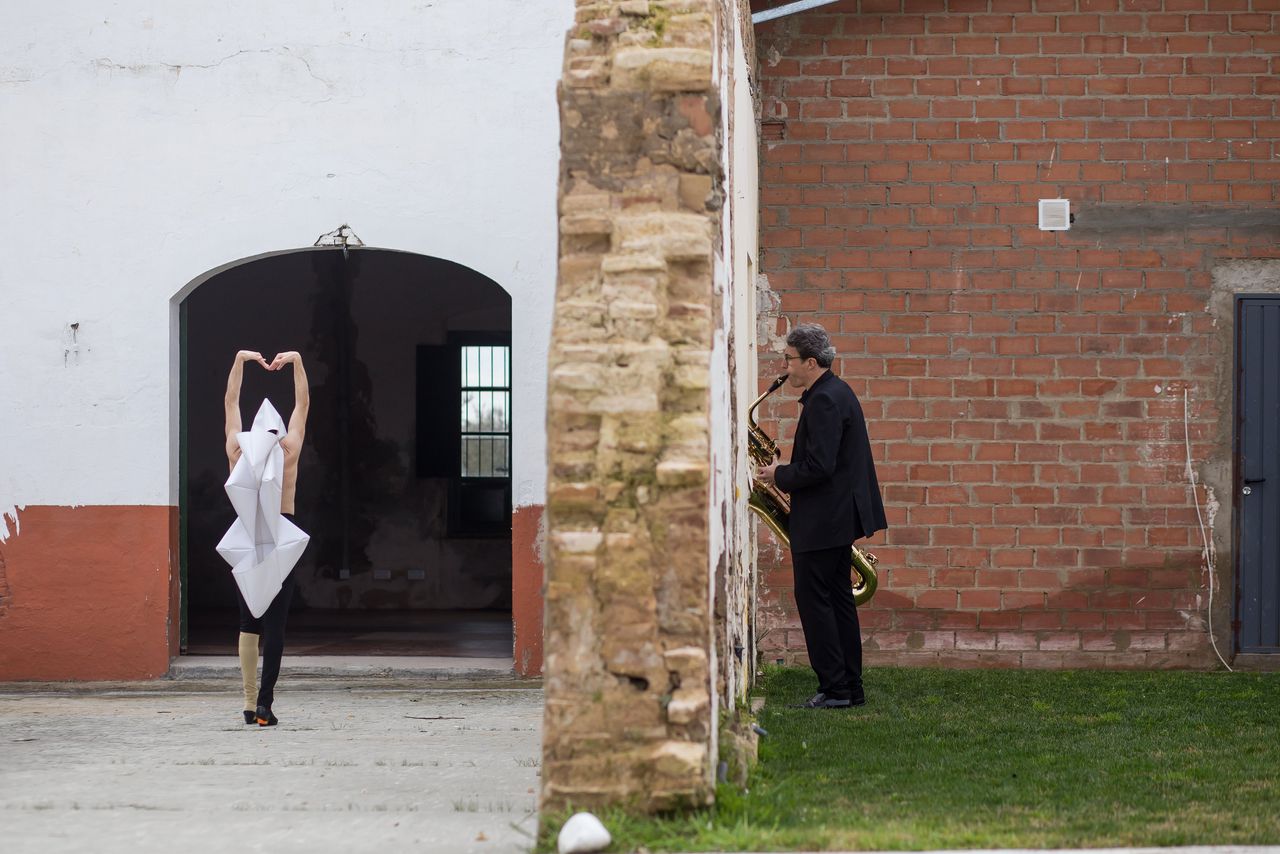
179, 248, 513, 658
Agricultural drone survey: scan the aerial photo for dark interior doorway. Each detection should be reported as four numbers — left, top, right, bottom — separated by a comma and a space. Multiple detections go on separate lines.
181, 248, 513, 657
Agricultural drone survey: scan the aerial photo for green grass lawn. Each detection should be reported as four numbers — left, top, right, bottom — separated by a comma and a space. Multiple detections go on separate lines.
544, 666, 1280, 852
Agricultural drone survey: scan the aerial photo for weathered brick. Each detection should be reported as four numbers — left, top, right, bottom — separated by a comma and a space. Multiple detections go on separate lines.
754, 0, 1269, 672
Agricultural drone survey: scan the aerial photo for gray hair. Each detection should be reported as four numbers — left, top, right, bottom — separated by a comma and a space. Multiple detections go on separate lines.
786, 323, 836, 368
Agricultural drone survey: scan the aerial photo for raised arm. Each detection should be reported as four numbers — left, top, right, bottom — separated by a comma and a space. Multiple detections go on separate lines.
226, 350, 268, 465
270, 351, 309, 449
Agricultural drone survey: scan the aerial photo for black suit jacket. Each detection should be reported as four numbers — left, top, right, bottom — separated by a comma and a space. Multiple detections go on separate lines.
774, 370, 887, 552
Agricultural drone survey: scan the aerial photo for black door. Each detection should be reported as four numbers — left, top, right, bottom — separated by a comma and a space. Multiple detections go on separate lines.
1236, 296, 1280, 653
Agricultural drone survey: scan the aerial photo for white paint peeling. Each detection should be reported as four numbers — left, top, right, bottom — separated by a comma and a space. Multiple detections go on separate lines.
0, 505, 23, 544
710, 5, 760, 717
1203, 486, 1219, 537
1183, 388, 1230, 669
756, 273, 787, 354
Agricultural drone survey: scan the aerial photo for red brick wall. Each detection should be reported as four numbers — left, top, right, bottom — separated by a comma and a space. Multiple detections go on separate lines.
752, 0, 1280, 669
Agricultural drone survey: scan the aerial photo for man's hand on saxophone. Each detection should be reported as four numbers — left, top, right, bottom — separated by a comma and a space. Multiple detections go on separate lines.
758, 461, 779, 485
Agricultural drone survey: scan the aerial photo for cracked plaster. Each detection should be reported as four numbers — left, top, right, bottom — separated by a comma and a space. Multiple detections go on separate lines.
0, 1, 574, 508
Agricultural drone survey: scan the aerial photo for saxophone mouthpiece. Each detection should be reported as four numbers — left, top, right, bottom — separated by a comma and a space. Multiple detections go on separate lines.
768, 374, 787, 392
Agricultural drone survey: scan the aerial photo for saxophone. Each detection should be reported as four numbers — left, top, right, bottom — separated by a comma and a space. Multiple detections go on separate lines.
748, 375, 879, 606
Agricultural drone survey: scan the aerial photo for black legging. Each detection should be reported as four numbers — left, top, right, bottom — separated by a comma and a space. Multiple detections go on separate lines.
237, 569, 297, 711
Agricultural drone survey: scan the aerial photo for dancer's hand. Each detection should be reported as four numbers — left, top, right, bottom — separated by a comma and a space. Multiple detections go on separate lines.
269, 351, 302, 371
237, 350, 269, 369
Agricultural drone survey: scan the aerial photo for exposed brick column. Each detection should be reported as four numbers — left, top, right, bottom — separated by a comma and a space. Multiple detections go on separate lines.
541, 0, 726, 812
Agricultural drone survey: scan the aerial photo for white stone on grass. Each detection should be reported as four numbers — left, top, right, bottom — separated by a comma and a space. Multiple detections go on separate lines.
557, 811, 612, 854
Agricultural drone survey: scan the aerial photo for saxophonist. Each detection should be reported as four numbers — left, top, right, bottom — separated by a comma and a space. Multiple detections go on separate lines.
758, 323, 887, 709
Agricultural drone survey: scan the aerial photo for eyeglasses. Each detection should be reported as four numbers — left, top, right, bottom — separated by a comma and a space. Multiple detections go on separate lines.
782, 355, 805, 363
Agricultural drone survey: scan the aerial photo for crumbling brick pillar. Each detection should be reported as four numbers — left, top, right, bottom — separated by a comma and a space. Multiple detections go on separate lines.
541, 0, 755, 813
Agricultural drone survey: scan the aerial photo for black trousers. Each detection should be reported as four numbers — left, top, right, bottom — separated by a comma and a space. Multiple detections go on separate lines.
792, 544, 863, 699
236, 569, 297, 711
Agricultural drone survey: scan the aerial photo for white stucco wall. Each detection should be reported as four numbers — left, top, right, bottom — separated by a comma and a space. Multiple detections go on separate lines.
0, 1, 572, 514
708, 1, 759, 717
730, 9, 761, 697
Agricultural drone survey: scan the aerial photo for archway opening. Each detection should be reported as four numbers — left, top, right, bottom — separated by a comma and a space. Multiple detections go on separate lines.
180, 248, 513, 657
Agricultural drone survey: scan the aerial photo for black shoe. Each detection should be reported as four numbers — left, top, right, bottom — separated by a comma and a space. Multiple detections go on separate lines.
243, 710, 256, 725
790, 692, 852, 709
255, 705, 278, 727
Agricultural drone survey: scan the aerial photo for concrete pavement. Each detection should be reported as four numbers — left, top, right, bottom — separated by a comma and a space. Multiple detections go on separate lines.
0, 673, 543, 854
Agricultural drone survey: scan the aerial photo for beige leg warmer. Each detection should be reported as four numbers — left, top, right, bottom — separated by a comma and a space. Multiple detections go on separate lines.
238, 632, 260, 711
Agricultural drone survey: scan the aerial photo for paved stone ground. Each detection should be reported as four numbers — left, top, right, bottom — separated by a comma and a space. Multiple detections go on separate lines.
0, 678, 543, 854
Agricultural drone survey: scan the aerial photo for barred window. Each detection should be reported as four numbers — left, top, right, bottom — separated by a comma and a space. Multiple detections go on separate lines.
459, 345, 511, 478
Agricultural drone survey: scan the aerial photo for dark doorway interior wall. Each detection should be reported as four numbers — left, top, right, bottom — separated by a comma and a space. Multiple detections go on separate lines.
182, 249, 512, 656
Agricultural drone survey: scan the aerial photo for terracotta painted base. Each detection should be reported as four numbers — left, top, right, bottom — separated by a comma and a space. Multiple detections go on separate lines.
512, 504, 545, 676
0, 505, 174, 681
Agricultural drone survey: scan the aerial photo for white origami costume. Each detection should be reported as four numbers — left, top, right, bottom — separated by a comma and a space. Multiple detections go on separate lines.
216, 400, 310, 618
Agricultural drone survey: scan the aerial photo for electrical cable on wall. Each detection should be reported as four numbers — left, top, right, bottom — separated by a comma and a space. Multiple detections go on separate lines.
1184, 388, 1232, 672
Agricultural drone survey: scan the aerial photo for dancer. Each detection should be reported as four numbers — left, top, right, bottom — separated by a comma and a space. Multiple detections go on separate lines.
221, 349, 310, 726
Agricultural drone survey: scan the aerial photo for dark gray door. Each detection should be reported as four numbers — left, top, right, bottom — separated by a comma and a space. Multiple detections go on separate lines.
1237, 296, 1280, 652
